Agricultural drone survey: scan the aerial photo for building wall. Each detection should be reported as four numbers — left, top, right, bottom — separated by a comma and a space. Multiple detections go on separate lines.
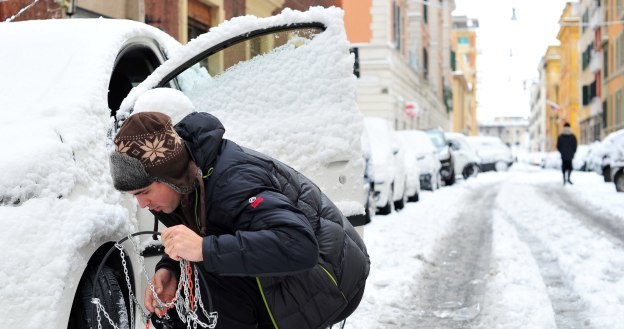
452, 16, 478, 136
604, 0, 624, 136
343, 0, 372, 43
545, 46, 561, 151
0, 0, 63, 21
343, 0, 451, 130
557, 2, 580, 139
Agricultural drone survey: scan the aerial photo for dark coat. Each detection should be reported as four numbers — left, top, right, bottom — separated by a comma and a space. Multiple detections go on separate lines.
557, 130, 578, 161
156, 112, 369, 329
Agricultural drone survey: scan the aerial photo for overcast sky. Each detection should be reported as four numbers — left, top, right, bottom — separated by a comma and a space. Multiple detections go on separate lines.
453, 0, 574, 122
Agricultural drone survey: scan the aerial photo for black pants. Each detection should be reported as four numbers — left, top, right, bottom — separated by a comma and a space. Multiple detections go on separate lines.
154, 273, 273, 329
154, 272, 364, 329
562, 160, 573, 182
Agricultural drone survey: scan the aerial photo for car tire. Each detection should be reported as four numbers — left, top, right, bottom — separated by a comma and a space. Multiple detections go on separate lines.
377, 185, 393, 215
394, 183, 407, 210
407, 192, 419, 202
444, 172, 456, 186
68, 265, 129, 329
462, 164, 479, 180
615, 171, 624, 192
364, 186, 375, 224
603, 165, 612, 182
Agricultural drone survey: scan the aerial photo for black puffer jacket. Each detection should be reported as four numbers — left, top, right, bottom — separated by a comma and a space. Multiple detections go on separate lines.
156, 112, 369, 328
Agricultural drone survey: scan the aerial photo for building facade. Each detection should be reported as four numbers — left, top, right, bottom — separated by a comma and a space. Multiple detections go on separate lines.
604, 0, 624, 136
451, 15, 478, 136
342, 0, 455, 130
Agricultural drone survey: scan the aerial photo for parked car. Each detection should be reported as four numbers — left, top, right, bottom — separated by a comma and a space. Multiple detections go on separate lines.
592, 129, 624, 182
361, 129, 376, 224
396, 130, 441, 191
395, 133, 422, 202
572, 144, 590, 171
466, 136, 514, 172
445, 132, 481, 179
426, 128, 456, 185
542, 151, 562, 169
363, 117, 408, 215
0, 8, 365, 329
584, 141, 604, 173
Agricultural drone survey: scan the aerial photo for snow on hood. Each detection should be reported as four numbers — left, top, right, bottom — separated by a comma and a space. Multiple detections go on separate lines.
118, 6, 364, 215
0, 18, 180, 327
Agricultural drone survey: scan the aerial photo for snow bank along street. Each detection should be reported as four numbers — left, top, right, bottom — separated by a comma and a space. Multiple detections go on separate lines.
346, 165, 624, 329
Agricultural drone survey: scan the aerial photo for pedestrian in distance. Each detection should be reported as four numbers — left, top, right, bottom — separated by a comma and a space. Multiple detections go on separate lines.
109, 88, 370, 329
557, 122, 578, 185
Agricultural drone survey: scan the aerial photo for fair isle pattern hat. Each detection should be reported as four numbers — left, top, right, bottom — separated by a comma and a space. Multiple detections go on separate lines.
110, 112, 195, 194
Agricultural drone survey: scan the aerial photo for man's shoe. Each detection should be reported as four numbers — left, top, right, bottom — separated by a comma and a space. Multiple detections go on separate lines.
567, 180, 573, 185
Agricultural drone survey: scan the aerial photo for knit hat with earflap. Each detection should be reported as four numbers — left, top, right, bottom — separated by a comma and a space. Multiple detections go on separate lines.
110, 111, 197, 194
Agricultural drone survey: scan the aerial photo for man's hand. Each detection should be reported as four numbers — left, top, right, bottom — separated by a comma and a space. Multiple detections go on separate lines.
145, 268, 177, 317
161, 225, 203, 262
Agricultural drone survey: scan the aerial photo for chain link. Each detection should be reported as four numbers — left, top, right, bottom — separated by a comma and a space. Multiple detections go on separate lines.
93, 234, 218, 329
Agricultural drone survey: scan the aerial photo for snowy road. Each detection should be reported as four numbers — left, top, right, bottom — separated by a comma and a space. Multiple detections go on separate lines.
345, 165, 624, 329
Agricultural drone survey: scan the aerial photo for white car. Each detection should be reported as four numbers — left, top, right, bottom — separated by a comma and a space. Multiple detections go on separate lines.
395, 134, 422, 202
363, 117, 408, 215
593, 129, 624, 182
396, 130, 442, 191
0, 7, 364, 329
445, 132, 480, 179
467, 136, 514, 172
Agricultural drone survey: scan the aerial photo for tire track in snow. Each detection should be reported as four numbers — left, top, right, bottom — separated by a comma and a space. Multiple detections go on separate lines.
409, 183, 496, 329
500, 184, 595, 329
538, 183, 624, 247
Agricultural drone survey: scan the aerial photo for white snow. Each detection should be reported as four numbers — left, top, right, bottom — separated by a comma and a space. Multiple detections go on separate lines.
346, 165, 624, 329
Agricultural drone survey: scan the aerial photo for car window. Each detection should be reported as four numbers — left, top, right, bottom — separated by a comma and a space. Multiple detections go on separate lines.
164, 26, 324, 90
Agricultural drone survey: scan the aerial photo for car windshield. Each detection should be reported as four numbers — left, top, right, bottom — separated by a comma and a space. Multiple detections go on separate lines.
427, 133, 445, 148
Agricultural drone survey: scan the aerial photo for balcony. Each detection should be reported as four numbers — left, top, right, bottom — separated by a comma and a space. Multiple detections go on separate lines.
590, 50, 602, 73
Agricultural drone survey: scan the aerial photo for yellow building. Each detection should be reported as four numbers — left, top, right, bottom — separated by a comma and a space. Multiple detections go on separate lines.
544, 46, 562, 151
556, 2, 580, 141
604, 0, 624, 136
451, 16, 478, 136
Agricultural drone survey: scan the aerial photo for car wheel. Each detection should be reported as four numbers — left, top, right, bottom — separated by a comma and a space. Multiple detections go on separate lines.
394, 183, 407, 210
364, 186, 375, 224
377, 185, 393, 215
444, 172, 456, 186
603, 165, 612, 182
495, 161, 509, 172
615, 171, 624, 192
68, 265, 129, 329
463, 164, 479, 179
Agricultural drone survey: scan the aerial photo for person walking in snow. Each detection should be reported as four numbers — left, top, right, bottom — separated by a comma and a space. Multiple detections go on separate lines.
557, 122, 578, 185
109, 88, 369, 329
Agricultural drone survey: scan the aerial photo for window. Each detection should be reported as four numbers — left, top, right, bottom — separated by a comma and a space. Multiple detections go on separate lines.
393, 1, 403, 51
458, 36, 469, 45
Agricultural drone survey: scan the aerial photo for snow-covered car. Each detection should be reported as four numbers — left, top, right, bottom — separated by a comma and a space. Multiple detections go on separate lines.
467, 136, 514, 172
583, 141, 603, 173
573, 144, 590, 171
1, 7, 364, 329
363, 117, 408, 215
395, 134, 422, 202
361, 128, 376, 224
396, 130, 441, 191
426, 128, 456, 186
542, 151, 562, 169
591, 129, 624, 182
445, 132, 480, 179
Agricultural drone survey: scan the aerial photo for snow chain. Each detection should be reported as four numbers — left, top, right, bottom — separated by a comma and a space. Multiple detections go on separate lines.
91, 232, 218, 329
